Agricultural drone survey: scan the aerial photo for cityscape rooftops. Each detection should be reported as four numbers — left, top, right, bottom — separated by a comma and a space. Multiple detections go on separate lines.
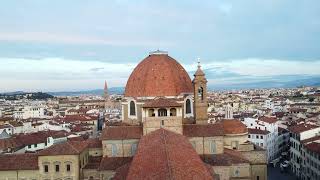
288, 123, 320, 134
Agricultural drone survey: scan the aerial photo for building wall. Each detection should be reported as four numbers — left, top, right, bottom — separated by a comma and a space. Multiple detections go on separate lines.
100, 170, 116, 180
188, 136, 224, 155
0, 170, 39, 180
89, 148, 103, 157
83, 169, 100, 180
143, 116, 183, 135
38, 153, 88, 180
212, 166, 230, 180
251, 164, 268, 180
102, 139, 139, 157
223, 134, 248, 150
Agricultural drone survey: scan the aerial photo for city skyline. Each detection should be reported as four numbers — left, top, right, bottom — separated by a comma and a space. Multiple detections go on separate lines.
1, 0, 320, 91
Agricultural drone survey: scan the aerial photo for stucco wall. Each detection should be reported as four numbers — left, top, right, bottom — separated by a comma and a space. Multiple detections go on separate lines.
143, 116, 183, 135
102, 139, 139, 157
188, 136, 224, 155
38, 154, 83, 180
0, 170, 39, 180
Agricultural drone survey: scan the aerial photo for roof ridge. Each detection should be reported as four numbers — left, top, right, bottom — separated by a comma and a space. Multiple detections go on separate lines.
161, 129, 174, 180
68, 141, 81, 153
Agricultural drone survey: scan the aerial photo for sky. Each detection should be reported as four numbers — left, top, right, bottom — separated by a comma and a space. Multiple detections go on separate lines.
0, 0, 320, 92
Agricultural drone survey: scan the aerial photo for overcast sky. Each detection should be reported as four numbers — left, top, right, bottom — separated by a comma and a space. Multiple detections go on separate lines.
0, 0, 320, 92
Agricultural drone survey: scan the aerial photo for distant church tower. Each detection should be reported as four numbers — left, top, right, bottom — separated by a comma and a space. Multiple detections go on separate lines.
225, 104, 234, 119
104, 80, 109, 100
193, 60, 208, 124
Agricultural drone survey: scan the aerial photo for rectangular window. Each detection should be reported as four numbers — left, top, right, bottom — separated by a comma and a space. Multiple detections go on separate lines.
210, 141, 216, 153
55, 165, 59, 172
256, 135, 259, 139
67, 164, 71, 172
34, 144, 37, 148
44, 165, 48, 173
260, 135, 263, 139
28, 145, 31, 148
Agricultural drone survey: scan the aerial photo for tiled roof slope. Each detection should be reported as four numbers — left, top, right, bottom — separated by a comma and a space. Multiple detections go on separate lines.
38, 141, 87, 156
222, 119, 248, 134
201, 148, 250, 166
183, 123, 224, 137
0, 154, 38, 170
143, 97, 181, 108
101, 126, 143, 140
126, 128, 214, 180
99, 157, 133, 171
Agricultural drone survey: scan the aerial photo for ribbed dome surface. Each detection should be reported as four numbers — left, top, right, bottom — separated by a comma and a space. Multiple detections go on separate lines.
124, 54, 193, 97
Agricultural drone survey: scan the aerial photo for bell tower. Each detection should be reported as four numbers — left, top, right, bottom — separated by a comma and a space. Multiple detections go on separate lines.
104, 80, 109, 100
193, 59, 208, 124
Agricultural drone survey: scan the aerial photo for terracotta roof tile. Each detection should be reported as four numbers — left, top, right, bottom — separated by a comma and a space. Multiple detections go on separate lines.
258, 116, 277, 124
143, 97, 181, 108
101, 126, 143, 140
201, 148, 250, 166
86, 138, 102, 148
99, 157, 133, 171
38, 141, 87, 156
124, 54, 193, 97
0, 154, 38, 170
112, 162, 131, 180
183, 124, 224, 137
222, 119, 248, 135
248, 128, 270, 135
127, 129, 214, 180
288, 123, 319, 134
304, 142, 320, 154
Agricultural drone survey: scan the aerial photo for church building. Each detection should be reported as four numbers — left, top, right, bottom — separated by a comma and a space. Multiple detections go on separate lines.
0, 51, 267, 180
91, 51, 268, 180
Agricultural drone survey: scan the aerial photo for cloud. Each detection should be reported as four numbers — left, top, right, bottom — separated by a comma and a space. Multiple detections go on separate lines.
0, 32, 174, 47
90, 67, 104, 72
0, 56, 319, 92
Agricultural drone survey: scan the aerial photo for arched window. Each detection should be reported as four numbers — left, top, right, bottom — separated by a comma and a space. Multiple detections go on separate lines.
198, 87, 204, 100
170, 108, 176, 116
158, 108, 167, 117
148, 109, 155, 117
129, 101, 136, 116
186, 99, 191, 114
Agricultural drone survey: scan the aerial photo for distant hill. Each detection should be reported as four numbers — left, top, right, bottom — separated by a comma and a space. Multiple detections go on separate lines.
0, 92, 54, 100
209, 76, 320, 90
47, 87, 125, 96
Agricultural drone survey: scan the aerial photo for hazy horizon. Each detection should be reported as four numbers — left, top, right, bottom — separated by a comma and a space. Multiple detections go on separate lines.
1, 0, 320, 92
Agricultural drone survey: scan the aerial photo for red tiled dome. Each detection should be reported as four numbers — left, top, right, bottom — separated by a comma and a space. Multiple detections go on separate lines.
124, 53, 193, 97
